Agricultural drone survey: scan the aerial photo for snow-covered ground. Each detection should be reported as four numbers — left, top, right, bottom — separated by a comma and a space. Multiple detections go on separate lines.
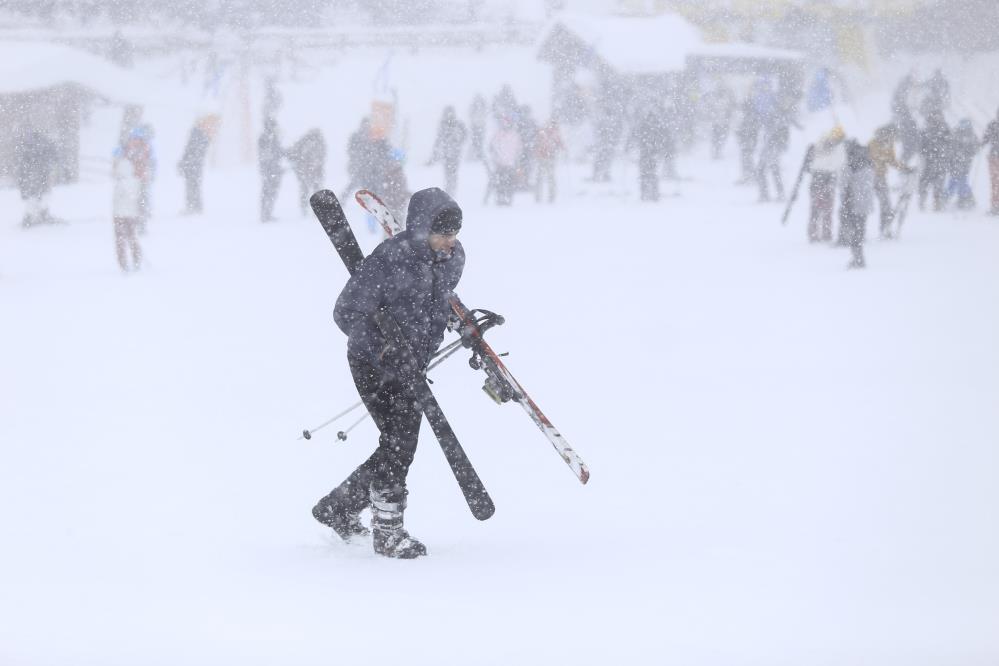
2, 45, 998, 666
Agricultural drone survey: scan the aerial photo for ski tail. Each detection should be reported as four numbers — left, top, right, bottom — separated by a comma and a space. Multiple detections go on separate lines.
311, 190, 364, 274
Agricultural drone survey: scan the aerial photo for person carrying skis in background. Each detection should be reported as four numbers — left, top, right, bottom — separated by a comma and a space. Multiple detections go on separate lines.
982, 108, 999, 216
839, 138, 876, 269
946, 119, 978, 210
312, 187, 466, 559
807, 124, 845, 243
258, 116, 284, 223
868, 124, 912, 238
428, 106, 467, 196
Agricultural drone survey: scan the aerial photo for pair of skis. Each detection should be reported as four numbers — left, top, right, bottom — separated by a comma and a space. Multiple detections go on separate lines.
309, 189, 588, 522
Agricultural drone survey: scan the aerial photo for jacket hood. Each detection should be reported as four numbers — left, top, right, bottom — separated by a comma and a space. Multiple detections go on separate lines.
405, 187, 462, 238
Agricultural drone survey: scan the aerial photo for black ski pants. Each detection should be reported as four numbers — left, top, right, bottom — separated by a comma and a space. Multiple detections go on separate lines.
327, 356, 423, 512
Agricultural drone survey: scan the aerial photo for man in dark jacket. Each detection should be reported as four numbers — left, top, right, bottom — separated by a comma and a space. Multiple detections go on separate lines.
313, 187, 465, 559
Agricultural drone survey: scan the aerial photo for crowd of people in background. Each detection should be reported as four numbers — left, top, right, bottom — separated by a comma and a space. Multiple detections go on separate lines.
799, 69, 999, 268
10, 66, 999, 275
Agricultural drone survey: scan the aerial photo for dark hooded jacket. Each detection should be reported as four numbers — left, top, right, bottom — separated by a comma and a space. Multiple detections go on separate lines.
334, 187, 464, 371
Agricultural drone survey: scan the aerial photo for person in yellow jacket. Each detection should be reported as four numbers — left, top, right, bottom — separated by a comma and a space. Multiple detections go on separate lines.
867, 124, 913, 239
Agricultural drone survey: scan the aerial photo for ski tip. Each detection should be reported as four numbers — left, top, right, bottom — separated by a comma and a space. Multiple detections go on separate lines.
579, 467, 590, 485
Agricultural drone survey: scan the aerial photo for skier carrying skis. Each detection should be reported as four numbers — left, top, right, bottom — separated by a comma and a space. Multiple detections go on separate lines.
313, 187, 465, 559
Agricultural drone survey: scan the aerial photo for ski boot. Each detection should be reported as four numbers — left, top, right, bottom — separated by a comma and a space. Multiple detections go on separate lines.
312, 485, 370, 543
370, 484, 427, 559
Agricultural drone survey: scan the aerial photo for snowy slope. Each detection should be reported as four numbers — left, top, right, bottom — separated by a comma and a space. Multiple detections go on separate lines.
1, 44, 998, 666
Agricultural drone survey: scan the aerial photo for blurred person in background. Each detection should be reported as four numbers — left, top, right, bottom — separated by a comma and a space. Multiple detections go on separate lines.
702, 78, 736, 160
515, 104, 538, 191
15, 127, 60, 228
736, 96, 761, 185
467, 94, 487, 162
868, 124, 912, 238
312, 187, 466, 559
178, 115, 218, 215
839, 138, 876, 269
807, 125, 845, 243
428, 106, 467, 195
286, 128, 326, 217
112, 140, 143, 272
128, 124, 155, 234
258, 116, 284, 223
341, 117, 373, 201
946, 119, 979, 210
533, 118, 564, 204
981, 108, 999, 215
489, 116, 522, 206
918, 110, 951, 212
632, 104, 669, 202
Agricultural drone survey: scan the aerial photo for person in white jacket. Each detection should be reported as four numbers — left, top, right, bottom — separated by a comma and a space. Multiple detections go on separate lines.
113, 144, 143, 272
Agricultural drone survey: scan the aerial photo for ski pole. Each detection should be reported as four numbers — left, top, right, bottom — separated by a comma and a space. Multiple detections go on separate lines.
298, 338, 466, 441
300, 401, 364, 440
